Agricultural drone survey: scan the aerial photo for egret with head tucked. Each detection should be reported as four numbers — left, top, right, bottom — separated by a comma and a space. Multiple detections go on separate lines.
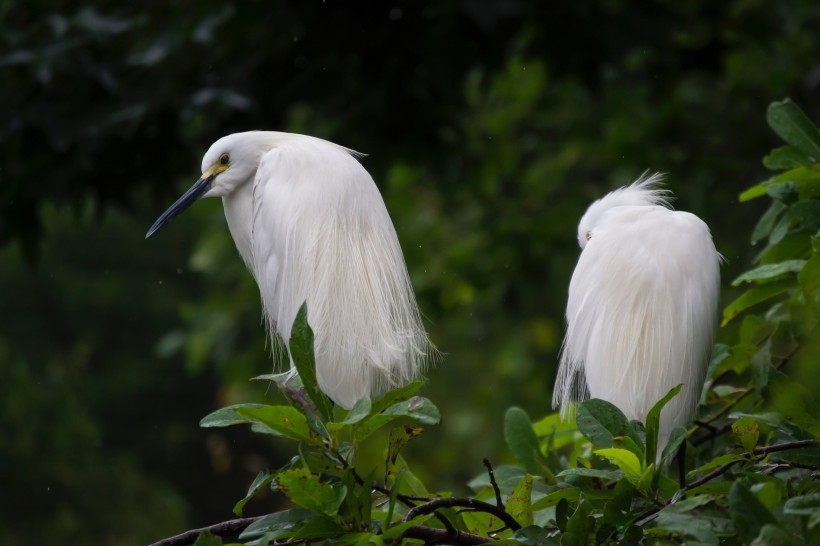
147, 131, 434, 408
552, 173, 720, 451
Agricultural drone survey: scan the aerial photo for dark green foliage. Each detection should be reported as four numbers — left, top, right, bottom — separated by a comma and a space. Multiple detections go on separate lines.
183, 102, 820, 545
3, 3, 820, 544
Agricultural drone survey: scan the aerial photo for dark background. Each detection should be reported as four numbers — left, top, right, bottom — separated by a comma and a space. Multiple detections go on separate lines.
1, 1, 819, 544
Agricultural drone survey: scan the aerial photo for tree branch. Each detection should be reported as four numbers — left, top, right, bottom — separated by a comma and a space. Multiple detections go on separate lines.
692, 346, 796, 446
482, 458, 504, 508
686, 439, 819, 491
402, 498, 522, 531
148, 515, 266, 546
401, 525, 493, 545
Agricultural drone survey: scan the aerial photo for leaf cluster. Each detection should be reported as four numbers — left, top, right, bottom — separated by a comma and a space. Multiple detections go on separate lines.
164, 101, 820, 546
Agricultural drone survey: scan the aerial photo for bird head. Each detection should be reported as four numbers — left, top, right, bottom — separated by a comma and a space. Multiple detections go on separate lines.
575, 172, 669, 249
145, 132, 267, 238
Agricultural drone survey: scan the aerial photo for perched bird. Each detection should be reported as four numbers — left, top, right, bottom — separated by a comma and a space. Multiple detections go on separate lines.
552, 173, 720, 451
146, 131, 434, 408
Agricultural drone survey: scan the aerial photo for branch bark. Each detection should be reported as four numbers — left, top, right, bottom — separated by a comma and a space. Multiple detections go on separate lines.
148, 515, 266, 546
402, 525, 493, 545
402, 498, 522, 532
686, 439, 820, 490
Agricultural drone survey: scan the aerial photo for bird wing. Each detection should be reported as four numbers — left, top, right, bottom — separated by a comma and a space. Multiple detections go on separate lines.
554, 205, 720, 434
250, 139, 431, 408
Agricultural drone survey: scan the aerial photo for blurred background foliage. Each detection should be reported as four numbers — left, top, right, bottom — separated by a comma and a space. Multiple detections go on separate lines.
1, 1, 819, 544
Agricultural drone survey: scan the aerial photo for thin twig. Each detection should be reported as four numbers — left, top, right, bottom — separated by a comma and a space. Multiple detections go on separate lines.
686, 439, 819, 491
630, 439, 819, 527
402, 498, 522, 531
692, 346, 796, 446
482, 458, 504, 508
148, 515, 267, 546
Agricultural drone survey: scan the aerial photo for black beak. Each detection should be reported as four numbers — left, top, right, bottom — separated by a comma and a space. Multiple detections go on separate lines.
145, 175, 215, 239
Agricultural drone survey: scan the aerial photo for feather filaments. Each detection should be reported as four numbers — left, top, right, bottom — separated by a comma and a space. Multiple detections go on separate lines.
552, 173, 721, 451
206, 131, 434, 409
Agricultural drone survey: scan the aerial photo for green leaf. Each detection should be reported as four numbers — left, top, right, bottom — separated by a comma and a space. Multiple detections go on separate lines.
556, 467, 621, 480
510, 525, 560, 546
239, 509, 315, 541
555, 498, 569, 532
290, 515, 346, 539
784, 493, 820, 516
327, 397, 372, 431
507, 474, 534, 527
200, 403, 267, 428
688, 453, 747, 478
576, 398, 639, 449
731, 416, 759, 454
767, 372, 820, 436
234, 469, 274, 516
565, 500, 591, 544
731, 260, 806, 286
740, 182, 769, 202
644, 384, 682, 466
594, 448, 642, 481
791, 200, 820, 232
660, 427, 687, 465
763, 145, 815, 170
721, 279, 796, 326
750, 348, 772, 392
354, 396, 439, 443
237, 405, 317, 444
504, 407, 549, 475
289, 303, 334, 422
461, 511, 506, 537
389, 454, 429, 497
275, 467, 347, 517
767, 99, 820, 162
751, 525, 799, 546
655, 496, 726, 544
530, 488, 580, 511
370, 381, 425, 414
798, 252, 820, 303
385, 425, 425, 475
729, 481, 778, 544
751, 200, 788, 244
767, 181, 800, 204
193, 530, 222, 546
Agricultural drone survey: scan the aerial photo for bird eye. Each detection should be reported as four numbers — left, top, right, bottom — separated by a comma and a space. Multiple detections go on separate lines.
585, 231, 592, 241
219, 153, 230, 166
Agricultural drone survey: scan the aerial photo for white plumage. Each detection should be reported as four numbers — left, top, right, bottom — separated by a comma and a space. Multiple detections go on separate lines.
552, 173, 720, 449
147, 131, 434, 408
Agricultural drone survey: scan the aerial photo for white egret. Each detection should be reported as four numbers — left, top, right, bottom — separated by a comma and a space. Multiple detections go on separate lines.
552, 173, 720, 451
146, 131, 434, 408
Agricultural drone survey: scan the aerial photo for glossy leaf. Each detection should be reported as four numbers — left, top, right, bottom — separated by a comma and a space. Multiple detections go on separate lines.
505, 406, 548, 475
275, 467, 347, 517
576, 398, 640, 449
530, 488, 580, 511
200, 403, 267, 428
722, 279, 796, 326
289, 303, 335, 422
767, 372, 820, 436
594, 448, 642, 481
729, 481, 778, 544
751, 200, 788, 243
234, 469, 274, 516
767, 99, 820, 162
731, 260, 806, 286
731, 416, 759, 454
644, 384, 682, 466
237, 405, 316, 444
763, 145, 815, 170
